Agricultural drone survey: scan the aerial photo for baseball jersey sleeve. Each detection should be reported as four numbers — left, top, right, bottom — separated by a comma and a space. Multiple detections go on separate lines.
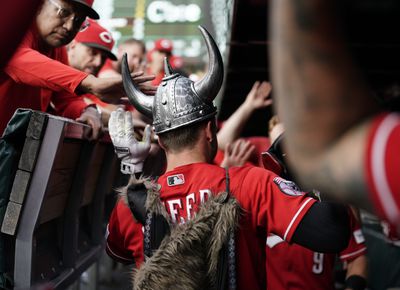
339, 208, 367, 262
52, 90, 89, 120
106, 200, 144, 267
4, 40, 88, 94
236, 167, 317, 243
365, 113, 400, 231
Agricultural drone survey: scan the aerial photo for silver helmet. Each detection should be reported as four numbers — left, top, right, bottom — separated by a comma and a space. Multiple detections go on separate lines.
122, 25, 224, 135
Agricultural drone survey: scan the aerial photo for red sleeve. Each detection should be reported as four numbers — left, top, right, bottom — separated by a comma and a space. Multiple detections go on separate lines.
106, 200, 144, 267
365, 113, 400, 231
52, 90, 89, 119
83, 93, 110, 108
4, 44, 88, 94
236, 167, 316, 242
339, 208, 367, 262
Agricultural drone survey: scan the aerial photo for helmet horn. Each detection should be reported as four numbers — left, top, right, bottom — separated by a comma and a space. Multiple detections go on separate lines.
164, 57, 174, 77
194, 26, 224, 103
121, 53, 153, 118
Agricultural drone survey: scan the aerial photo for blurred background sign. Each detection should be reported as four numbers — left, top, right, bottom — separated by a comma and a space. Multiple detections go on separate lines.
93, 0, 233, 67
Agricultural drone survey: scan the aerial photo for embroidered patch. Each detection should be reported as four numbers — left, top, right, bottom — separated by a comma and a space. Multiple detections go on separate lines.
167, 174, 185, 186
273, 177, 304, 196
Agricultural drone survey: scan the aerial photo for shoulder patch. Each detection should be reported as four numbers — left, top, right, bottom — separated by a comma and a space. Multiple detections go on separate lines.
273, 177, 304, 196
167, 174, 185, 186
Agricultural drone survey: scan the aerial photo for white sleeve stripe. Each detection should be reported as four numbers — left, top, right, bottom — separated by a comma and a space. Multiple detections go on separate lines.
283, 197, 314, 241
371, 114, 400, 224
106, 242, 135, 263
339, 247, 367, 260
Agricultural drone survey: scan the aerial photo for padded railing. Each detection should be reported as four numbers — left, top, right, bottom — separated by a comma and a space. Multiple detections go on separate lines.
0, 110, 120, 289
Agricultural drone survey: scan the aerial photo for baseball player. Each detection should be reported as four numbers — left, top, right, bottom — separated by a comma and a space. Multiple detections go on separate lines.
263, 129, 367, 290
266, 209, 367, 290
106, 26, 351, 289
269, 0, 400, 233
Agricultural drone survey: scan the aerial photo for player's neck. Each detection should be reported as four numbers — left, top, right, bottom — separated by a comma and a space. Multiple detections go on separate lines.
165, 147, 209, 172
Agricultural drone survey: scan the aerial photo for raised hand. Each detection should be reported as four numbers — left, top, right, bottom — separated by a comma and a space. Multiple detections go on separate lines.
243, 81, 273, 110
109, 108, 152, 174
220, 139, 255, 168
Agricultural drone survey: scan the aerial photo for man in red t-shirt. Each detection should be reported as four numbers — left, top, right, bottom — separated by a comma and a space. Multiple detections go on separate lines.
99, 38, 146, 79
67, 18, 122, 125
97, 38, 150, 126
68, 19, 117, 76
105, 26, 351, 289
270, 0, 400, 234
146, 38, 174, 85
0, 0, 155, 138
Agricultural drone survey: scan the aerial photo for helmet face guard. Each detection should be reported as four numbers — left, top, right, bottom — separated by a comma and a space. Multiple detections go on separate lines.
122, 26, 224, 135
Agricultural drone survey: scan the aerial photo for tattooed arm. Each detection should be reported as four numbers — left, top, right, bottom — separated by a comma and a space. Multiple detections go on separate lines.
269, 0, 378, 210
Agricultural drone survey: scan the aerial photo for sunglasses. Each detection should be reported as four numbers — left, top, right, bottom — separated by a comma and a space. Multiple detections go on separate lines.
48, 0, 89, 31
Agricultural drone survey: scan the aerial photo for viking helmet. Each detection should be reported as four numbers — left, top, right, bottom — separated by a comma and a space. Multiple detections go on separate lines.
122, 26, 224, 135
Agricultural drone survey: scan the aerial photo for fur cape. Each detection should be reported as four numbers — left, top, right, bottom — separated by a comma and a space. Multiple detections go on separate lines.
121, 177, 242, 290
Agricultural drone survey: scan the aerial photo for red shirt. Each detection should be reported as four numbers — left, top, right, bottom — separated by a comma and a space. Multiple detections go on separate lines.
213, 136, 271, 167
0, 27, 89, 136
366, 113, 400, 233
106, 200, 144, 267
107, 163, 316, 290
266, 208, 367, 290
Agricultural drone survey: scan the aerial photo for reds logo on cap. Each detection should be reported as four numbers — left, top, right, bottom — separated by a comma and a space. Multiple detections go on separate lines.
160, 40, 172, 49
154, 38, 173, 53
99, 32, 113, 44
74, 19, 117, 60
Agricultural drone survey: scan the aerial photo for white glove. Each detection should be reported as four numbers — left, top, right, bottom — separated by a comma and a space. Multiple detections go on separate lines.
109, 109, 152, 174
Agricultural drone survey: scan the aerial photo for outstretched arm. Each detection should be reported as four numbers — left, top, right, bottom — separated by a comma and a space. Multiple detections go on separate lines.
270, 0, 378, 210
217, 81, 272, 150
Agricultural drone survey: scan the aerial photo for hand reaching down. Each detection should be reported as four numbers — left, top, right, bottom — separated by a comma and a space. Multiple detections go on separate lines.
76, 106, 102, 140
79, 72, 157, 104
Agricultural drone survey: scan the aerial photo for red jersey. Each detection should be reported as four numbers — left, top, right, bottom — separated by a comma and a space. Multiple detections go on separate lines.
213, 137, 271, 167
366, 113, 400, 233
266, 208, 367, 290
107, 162, 316, 290
106, 200, 144, 267
0, 27, 89, 136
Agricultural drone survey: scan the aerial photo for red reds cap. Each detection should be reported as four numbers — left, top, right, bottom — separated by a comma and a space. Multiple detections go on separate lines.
74, 19, 117, 60
169, 55, 183, 69
71, 0, 99, 19
154, 38, 173, 53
